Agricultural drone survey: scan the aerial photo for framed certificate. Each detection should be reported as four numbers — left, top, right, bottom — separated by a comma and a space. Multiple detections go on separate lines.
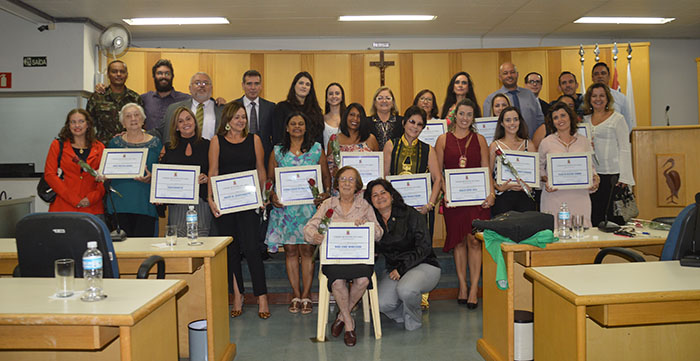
475, 117, 499, 145
418, 119, 447, 147
320, 222, 375, 265
495, 150, 540, 187
386, 173, 432, 208
211, 170, 262, 214
274, 165, 322, 206
546, 152, 593, 190
340, 152, 383, 189
577, 123, 592, 140
149, 164, 200, 204
444, 167, 490, 207
98, 148, 148, 179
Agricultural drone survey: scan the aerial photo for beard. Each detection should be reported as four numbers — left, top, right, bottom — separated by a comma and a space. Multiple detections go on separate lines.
155, 78, 173, 92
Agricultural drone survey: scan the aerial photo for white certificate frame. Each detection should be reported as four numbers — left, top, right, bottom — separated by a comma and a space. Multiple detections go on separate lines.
546, 152, 593, 190
149, 164, 200, 204
475, 117, 499, 145
339, 151, 384, 189
418, 119, 447, 147
495, 150, 540, 188
211, 170, 262, 214
320, 222, 375, 265
98, 148, 148, 179
274, 165, 322, 206
386, 173, 432, 208
577, 123, 592, 140
444, 167, 490, 207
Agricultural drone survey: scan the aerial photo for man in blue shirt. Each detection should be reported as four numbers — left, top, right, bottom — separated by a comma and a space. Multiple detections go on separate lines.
140, 59, 190, 132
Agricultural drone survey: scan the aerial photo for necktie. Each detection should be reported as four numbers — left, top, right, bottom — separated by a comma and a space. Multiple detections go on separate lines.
250, 101, 258, 134
196, 103, 204, 132
507, 90, 521, 110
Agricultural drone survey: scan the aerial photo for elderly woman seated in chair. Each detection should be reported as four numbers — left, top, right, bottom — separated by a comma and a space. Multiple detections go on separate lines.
304, 166, 383, 347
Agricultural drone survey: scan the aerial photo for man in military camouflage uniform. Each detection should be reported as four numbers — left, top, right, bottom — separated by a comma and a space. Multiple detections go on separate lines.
87, 60, 144, 144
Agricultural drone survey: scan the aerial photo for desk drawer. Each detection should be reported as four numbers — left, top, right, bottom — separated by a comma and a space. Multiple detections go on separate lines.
588, 300, 700, 326
118, 257, 203, 275
0, 325, 119, 350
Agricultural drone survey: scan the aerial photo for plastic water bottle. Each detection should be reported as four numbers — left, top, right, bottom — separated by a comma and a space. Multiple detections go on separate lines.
81, 241, 105, 302
558, 202, 571, 239
186, 205, 202, 245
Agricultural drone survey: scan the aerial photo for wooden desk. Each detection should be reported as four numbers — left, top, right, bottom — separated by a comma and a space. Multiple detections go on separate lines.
525, 261, 700, 361
0, 237, 236, 361
0, 278, 185, 361
476, 228, 668, 361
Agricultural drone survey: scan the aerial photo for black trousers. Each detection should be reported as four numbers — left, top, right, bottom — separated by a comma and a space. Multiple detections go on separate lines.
117, 213, 157, 237
590, 174, 625, 226
214, 209, 268, 296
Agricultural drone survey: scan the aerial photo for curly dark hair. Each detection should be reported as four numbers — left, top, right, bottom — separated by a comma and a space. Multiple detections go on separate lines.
338, 103, 372, 142
363, 178, 407, 209
441, 72, 482, 119
412, 89, 438, 119
281, 111, 315, 155
58, 108, 96, 144
548, 101, 579, 136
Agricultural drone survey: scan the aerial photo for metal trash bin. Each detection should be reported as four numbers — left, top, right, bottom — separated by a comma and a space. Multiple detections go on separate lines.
514, 310, 533, 361
188, 319, 208, 361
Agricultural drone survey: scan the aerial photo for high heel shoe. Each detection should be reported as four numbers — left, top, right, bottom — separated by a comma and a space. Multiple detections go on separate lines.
258, 311, 271, 319
231, 304, 243, 318
467, 300, 478, 310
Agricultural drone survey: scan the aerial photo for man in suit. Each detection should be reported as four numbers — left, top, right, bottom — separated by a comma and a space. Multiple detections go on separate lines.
159, 72, 223, 142
239, 70, 275, 164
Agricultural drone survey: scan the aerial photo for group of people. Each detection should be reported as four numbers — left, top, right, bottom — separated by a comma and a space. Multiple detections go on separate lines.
44, 57, 635, 346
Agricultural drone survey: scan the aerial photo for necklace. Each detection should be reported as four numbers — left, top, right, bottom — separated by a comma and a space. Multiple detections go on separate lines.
555, 133, 576, 149
455, 132, 474, 168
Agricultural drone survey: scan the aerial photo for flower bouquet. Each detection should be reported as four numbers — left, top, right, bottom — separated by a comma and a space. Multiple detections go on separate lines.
493, 145, 535, 201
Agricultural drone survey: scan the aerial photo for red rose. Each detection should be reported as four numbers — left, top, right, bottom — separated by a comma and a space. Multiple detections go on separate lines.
325, 209, 334, 218
308, 178, 316, 187
71, 156, 80, 164
495, 148, 503, 156
265, 180, 273, 190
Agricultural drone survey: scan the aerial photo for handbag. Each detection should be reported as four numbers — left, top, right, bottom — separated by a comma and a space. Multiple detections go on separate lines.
472, 211, 554, 243
37, 140, 64, 203
613, 186, 639, 222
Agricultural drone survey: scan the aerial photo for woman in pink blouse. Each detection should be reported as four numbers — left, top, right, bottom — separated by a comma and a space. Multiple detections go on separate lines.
304, 166, 383, 347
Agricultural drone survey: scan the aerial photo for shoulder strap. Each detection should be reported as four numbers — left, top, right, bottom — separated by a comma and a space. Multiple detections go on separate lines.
57, 139, 64, 168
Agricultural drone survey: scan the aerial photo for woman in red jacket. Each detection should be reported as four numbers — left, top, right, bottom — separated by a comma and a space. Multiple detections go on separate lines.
44, 109, 105, 215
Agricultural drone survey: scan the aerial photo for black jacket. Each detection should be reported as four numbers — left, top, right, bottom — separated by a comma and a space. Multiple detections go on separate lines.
375, 205, 439, 276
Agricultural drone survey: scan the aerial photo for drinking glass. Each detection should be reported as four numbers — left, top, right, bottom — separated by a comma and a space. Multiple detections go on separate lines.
166, 225, 178, 246
572, 214, 585, 239
54, 258, 74, 297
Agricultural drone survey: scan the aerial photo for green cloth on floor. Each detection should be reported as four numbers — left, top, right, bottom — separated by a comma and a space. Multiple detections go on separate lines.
483, 229, 557, 290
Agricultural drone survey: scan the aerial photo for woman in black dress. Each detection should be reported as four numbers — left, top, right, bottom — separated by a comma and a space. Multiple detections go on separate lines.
272, 71, 324, 148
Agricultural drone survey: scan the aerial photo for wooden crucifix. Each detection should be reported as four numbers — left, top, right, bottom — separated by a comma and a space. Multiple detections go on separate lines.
369, 51, 395, 86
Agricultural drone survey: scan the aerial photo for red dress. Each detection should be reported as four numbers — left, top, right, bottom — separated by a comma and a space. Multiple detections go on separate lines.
442, 132, 491, 252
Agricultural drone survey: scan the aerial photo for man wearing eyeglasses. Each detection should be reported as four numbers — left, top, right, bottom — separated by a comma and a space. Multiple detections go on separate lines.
140, 59, 190, 133
553, 71, 585, 117
159, 72, 224, 140
524, 72, 550, 116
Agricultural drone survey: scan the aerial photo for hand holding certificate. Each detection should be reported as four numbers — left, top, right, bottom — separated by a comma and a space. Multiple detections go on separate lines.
320, 222, 375, 265
340, 152, 383, 189
386, 174, 431, 208
418, 120, 447, 147
98, 148, 148, 179
274, 165, 322, 206
210, 170, 262, 215
444, 167, 491, 207
149, 164, 200, 204
546, 152, 593, 190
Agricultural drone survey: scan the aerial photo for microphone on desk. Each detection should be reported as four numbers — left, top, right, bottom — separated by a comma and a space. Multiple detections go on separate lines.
665, 105, 670, 126
104, 179, 127, 242
598, 175, 621, 233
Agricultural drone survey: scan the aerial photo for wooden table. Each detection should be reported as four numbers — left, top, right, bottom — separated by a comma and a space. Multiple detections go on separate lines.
476, 227, 668, 361
525, 261, 700, 361
0, 278, 185, 361
0, 236, 236, 361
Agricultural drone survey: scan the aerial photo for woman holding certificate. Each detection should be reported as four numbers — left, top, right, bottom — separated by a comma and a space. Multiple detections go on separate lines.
107, 103, 162, 237
489, 106, 537, 215
583, 83, 634, 226
266, 111, 331, 315
160, 107, 211, 236
435, 98, 493, 309
326, 103, 379, 179
304, 166, 383, 347
364, 179, 440, 331
44, 109, 105, 216
369, 87, 403, 150
208, 101, 270, 319
440, 72, 482, 125
539, 102, 599, 227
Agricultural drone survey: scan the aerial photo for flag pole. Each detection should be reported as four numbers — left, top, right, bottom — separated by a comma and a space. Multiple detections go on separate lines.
579, 45, 586, 94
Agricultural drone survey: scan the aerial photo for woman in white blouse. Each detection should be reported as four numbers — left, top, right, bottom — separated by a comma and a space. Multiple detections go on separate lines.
583, 83, 634, 226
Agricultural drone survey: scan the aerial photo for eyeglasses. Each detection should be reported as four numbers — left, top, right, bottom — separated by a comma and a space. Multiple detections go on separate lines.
376, 96, 392, 102
527, 79, 542, 85
193, 81, 211, 87
156, 71, 172, 77
418, 96, 433, 103
406, 118, 425, 127
339, 176, 355, 183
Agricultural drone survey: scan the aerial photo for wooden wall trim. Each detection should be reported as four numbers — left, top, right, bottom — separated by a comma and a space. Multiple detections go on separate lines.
350, 54, 364, 106
399, 53, 414, 113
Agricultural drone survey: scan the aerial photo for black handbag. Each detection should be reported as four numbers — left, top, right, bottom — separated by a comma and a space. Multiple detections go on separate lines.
472, 211, 554, 242
37, 140, 64, 203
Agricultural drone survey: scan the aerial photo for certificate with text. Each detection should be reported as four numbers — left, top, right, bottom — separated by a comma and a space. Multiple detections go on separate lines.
496, 150, 539, 187
577, 123, 592, 140
444, 167, 490, 207
546, 152, 593, 190
386, 173, 432, 208
211, 170, 262, 214
340, 152, 383, 189
321, 222, 375, 265
149, 164, 200, 204
275, 165, 322, 206
98, 148, 148, 179
475, 117, 499, 145
418, 119, 447, 147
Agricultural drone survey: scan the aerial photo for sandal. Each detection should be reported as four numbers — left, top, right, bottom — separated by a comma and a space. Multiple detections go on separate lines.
301, 298, 313, 314
288, 297, 301, 313
231, 303, 243, 318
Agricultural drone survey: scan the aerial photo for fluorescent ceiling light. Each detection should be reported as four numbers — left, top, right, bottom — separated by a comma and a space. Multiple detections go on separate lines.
123, 17, 230, 25
574, 17, 675, 24
339, 15, 436, 22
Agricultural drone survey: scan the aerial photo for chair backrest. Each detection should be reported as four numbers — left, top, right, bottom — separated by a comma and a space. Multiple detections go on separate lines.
15, 212, 120, 278
319, 222, 375, 266
661, 193, 700, 261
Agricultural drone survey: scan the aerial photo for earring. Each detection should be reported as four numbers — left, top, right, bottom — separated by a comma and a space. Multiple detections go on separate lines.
225, 123, 231, 131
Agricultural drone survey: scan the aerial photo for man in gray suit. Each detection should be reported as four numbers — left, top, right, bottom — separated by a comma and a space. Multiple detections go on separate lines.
158, 72, 223, 142
239, 70, 276, 164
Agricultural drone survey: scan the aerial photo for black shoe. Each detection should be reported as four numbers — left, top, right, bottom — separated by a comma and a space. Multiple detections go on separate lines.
467, 300, 478, 309
457, 299, 468, 305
